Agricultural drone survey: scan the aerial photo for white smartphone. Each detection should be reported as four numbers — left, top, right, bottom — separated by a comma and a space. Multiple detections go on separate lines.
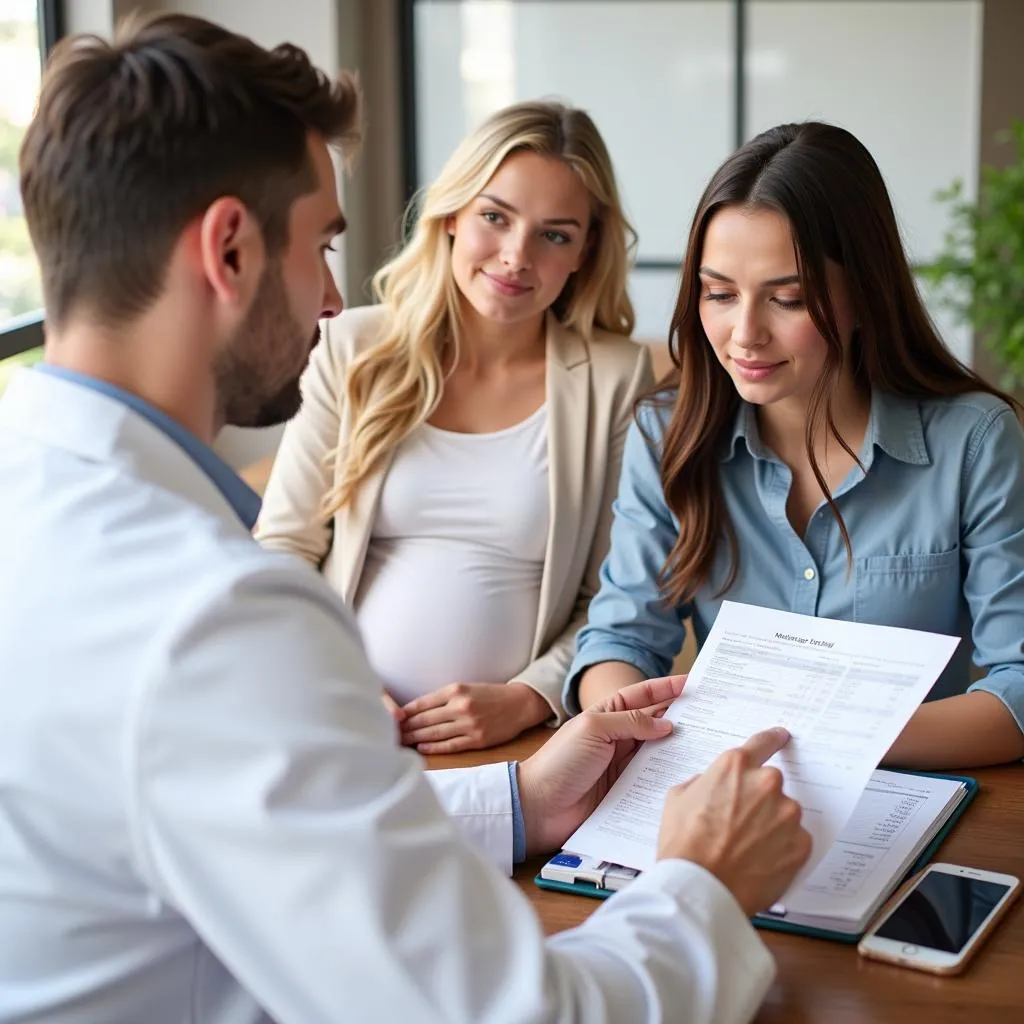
858, 862, 1020, 975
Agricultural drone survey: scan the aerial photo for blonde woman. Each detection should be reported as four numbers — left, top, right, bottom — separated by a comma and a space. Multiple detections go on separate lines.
255, 101, 652, 753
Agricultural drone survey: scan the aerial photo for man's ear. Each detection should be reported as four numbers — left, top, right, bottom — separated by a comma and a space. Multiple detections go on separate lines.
197, 197, 265, 314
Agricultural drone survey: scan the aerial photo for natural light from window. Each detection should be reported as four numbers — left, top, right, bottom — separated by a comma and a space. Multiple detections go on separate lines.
0, 0, 43, 330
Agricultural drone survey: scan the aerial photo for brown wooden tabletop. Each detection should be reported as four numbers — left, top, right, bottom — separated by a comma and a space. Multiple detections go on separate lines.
428, 729, 1024, 1023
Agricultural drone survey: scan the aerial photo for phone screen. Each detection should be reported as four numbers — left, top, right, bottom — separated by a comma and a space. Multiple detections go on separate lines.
875, 871, 1011, 953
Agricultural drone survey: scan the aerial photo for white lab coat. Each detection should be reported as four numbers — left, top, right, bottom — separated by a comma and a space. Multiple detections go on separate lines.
0, 368, 775, 1024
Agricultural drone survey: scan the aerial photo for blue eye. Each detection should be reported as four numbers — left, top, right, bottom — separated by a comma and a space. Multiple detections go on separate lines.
482, 210, 505, 225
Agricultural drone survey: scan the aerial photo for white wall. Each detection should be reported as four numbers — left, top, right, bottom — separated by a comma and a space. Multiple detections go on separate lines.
65, 0, 120, 34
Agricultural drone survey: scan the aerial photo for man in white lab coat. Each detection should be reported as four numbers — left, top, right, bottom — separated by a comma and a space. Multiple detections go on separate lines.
0, 13, 811, 1023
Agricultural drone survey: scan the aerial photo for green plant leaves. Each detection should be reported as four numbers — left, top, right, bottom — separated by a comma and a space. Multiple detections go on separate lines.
922, 122, 1024, 389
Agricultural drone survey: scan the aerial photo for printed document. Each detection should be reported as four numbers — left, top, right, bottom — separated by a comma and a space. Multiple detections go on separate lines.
565, 602, 960, 881
772, 769, 966, 928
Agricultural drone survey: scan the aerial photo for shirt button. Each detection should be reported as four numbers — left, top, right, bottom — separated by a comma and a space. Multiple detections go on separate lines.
803, 567, 816, 581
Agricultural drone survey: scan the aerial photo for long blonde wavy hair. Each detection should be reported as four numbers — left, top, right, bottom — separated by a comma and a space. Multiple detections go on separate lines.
322, 100, 637, 516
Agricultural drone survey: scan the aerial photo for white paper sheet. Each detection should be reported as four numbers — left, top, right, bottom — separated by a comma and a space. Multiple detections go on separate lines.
566, 602, 960, 882
779, 770, 964, 919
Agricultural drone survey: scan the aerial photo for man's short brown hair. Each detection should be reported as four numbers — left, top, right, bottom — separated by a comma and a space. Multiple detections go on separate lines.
20, 13, 361, 329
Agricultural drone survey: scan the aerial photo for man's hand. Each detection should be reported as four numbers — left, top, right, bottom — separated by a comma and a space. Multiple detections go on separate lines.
400, 682, 552, 754
658, 728, 813, 916
516, 675, 686, 856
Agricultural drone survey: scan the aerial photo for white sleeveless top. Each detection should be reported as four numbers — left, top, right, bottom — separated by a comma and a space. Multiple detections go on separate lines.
353, 405, 550, 704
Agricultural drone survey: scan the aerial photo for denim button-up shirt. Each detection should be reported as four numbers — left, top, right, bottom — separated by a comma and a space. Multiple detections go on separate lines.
565, 387, 1024, 732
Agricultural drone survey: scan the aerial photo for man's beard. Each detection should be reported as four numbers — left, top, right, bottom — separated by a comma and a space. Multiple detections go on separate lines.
214, 262, 319, 429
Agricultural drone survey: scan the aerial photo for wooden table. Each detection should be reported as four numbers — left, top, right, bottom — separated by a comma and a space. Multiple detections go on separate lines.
429, 730, 1024, 1023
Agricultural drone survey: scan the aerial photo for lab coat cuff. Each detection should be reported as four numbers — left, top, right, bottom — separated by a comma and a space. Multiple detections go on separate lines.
631, 859, 776, 1010
426, 762, 515, 875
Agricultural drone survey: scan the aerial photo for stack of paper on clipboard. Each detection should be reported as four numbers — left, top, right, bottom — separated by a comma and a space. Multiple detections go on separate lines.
539, 767, 976, 940
536, 602, 977, 941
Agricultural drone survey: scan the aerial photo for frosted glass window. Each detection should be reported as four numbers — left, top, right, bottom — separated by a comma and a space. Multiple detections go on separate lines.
746, 1, 982, 265
630, 267, 682, 344
411, 1, 982, 365
413, 1, 735, 262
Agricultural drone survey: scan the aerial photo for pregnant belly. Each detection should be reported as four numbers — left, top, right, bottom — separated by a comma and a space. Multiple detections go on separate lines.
354, 540, 542, 705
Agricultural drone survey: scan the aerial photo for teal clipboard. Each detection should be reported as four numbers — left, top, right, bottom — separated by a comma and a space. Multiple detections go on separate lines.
533, 771, 979, 944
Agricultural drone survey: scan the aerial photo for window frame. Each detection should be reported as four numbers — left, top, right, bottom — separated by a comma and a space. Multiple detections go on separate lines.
0, 0, 64, 358
0, 311, 44, 360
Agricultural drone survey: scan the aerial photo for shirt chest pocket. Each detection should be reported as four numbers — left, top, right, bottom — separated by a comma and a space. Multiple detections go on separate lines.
853, 547, 962, 633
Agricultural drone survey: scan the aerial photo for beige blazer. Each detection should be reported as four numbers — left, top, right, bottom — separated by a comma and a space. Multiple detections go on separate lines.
255, 305, 653, 723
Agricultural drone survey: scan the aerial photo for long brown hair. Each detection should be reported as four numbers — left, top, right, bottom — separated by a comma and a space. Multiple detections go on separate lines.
653, 121, 1020, 606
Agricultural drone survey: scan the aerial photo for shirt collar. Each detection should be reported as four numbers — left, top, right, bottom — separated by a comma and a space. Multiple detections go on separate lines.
721, 401, 770, 463
33, 364, 262, 529
865, 388, 930, 465
721, 388, 930, 467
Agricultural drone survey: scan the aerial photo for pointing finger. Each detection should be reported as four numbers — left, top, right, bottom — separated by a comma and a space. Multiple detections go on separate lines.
738, 726, 791, 767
